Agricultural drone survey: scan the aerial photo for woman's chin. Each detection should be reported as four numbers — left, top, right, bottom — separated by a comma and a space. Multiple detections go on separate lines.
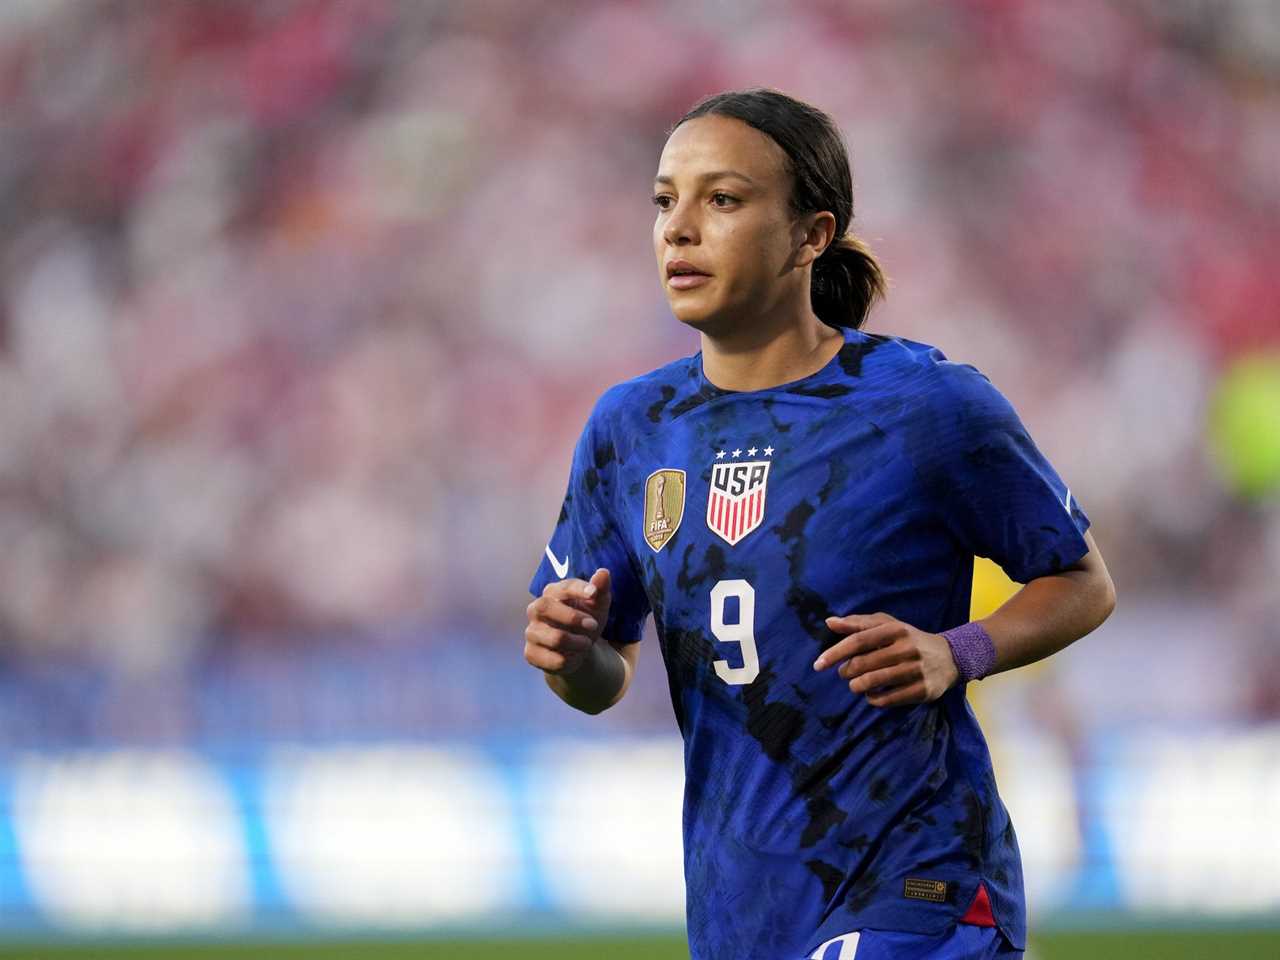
670, 301, 724, 332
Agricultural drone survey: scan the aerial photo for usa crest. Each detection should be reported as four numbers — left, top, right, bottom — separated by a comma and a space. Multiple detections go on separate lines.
707, 456, 771, 546
643, 469, 686, 553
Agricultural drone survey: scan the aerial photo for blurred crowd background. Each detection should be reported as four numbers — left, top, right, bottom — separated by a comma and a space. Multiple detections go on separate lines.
1, 0, 1279, 941
0, 0, 1278, 750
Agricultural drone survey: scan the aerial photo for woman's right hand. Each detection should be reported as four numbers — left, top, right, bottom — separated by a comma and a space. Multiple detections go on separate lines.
524, 568, 613, 676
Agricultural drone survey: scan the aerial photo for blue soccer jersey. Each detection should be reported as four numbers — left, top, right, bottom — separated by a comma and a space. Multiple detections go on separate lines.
530, 327, 1090, 959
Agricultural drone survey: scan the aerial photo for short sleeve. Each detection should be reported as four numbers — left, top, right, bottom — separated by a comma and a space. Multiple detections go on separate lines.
919, 362, 1092, 583
529, 399, 651, 643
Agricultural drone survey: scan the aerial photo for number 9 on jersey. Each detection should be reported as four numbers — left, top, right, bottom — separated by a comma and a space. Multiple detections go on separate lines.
710, 579, 760, 685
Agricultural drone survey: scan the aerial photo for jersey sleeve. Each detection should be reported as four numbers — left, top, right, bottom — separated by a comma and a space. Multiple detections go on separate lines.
529, 398, 651, 644
920, 362, 1092, 583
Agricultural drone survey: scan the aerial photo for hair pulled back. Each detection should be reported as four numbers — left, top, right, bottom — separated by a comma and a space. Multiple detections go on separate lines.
675, 89, 887, 330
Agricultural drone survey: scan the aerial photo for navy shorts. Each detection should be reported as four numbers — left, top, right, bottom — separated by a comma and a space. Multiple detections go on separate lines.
806, 924, 1022, 960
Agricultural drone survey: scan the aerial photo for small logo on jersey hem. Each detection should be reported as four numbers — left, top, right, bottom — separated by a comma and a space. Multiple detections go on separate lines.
903, 877, 950, 903
643, 469, 686, 553
707, 445, 772, 546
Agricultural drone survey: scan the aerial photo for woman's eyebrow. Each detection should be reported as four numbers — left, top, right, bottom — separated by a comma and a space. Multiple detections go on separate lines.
653, 170, 757, 187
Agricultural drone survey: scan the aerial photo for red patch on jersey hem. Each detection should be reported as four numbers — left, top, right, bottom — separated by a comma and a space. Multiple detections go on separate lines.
960, 881, 996, 926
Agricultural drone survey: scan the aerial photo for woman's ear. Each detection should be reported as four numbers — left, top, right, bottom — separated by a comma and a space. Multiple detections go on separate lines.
795, 211, 837, 268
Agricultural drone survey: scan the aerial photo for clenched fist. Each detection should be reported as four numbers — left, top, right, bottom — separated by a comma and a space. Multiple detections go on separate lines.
524, 568, 613, 676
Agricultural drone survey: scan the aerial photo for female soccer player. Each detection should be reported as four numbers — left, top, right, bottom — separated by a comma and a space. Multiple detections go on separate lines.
525, 89, 1115, 960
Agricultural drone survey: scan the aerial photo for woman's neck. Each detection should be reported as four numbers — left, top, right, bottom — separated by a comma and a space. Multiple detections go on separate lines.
700, 310, 844, 392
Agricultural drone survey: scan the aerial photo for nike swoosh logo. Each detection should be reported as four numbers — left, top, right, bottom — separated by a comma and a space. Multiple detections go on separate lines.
545, 545, 569, 580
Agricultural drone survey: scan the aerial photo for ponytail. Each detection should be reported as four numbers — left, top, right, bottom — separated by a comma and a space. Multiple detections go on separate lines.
812, 232, 887, 330
677, 90, 888, 329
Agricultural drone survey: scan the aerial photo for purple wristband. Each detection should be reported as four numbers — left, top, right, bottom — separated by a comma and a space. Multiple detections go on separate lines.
942, 622, 996, 683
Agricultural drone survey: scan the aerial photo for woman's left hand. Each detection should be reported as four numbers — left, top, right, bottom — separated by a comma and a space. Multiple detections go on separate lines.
813, 612, 960, 707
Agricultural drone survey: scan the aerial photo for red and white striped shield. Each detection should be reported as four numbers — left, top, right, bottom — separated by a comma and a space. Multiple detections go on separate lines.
707, 460, 771, 546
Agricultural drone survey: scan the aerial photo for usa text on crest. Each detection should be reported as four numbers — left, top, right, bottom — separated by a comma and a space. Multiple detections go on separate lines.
707, 460, 770, 546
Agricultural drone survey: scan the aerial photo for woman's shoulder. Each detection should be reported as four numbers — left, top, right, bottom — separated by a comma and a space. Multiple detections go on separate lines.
587, 351, 706, 431
847, 328, 947, 371
852, 329, 998, 398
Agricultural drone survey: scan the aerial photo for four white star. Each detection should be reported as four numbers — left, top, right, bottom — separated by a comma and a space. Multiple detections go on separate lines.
717, 445, 775, 458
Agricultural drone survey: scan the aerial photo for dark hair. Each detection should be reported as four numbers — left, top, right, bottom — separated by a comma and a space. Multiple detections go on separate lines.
674, 88, 887, 330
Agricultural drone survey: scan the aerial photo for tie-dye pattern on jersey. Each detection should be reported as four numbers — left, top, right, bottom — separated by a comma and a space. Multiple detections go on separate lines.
530, 327, 1090, 960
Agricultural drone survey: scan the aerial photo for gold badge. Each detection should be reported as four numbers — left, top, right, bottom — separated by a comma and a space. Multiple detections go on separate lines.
643, 469, 686, 553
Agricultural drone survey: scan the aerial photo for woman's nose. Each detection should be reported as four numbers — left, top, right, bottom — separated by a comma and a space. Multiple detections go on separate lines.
663, 203, 698, 246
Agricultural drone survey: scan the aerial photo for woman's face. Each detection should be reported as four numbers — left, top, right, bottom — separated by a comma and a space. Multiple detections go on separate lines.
653, 115, 806, 335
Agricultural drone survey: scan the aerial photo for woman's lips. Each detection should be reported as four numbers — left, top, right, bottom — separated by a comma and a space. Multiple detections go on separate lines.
668, 273, 711, 290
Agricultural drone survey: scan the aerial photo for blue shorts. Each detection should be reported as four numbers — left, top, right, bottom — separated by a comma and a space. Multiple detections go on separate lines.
806, 924, 1022, 960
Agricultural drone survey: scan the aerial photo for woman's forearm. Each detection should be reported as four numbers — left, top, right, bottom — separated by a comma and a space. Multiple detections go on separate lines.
545, 639, 630, 715
979, 541, 1116, 676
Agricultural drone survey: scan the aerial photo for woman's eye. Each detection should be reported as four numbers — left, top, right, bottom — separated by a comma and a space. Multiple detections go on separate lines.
652, 194, 673, 210
711, 193, 737, 207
